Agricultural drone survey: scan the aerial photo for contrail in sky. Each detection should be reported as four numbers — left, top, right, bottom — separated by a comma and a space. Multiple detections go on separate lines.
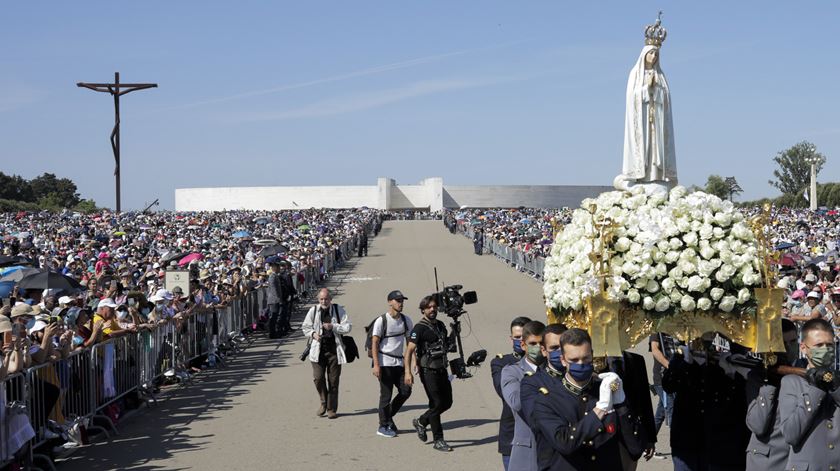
166, 40, 530, 110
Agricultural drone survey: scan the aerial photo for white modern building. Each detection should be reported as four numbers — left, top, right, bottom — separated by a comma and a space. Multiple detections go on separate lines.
175, 178, 611, 211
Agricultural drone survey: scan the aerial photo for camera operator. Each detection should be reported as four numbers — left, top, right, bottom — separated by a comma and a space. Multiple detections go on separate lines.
779, 318, 840, 470
405, 295, 455, 452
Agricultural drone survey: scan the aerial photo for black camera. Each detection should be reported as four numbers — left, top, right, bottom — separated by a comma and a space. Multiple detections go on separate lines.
436, 284, 477, 317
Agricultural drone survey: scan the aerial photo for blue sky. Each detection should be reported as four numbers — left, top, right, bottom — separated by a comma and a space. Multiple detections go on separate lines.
1, 2, 838, 209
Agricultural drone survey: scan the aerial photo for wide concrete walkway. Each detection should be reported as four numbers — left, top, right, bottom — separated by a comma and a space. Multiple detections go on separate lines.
60, 221, 671, 470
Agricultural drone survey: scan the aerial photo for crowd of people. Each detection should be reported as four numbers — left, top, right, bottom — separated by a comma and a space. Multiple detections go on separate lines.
0, 208, 380, 468
445, 208, 572, 259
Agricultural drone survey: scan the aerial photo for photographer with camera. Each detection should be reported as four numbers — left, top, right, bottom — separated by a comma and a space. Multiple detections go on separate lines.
779, 318, 840, 470
405, 295, 455, 452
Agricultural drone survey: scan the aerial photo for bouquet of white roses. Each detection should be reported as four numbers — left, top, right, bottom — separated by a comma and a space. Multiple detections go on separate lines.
543, 186, 761, 316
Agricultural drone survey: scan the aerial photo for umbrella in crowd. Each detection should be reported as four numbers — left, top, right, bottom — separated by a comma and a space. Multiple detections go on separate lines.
775, 242, 796, 251
0, 267, 42, 283
0, 255, 33, 267
18, 271, 84, 292
232, 230, 251, 238
259, 245, 288, 257
178, 253, 203, 266
254, 238, 278, 246
159, 251, 190, 266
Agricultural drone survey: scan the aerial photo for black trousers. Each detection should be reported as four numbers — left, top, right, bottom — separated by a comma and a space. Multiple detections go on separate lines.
418, 367, 453, 440
312, 349, 341, 412
358, 244, 368, 257
268, 303, 281, 335
378, 365, 412, 427
279, 301, 292, 332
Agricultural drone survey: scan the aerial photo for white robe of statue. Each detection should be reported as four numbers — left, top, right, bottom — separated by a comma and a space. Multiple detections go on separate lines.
614, 44, 678, 192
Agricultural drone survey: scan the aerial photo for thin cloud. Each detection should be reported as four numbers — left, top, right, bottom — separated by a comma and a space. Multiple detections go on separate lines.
166, 39, 532, 111
224, 76, 516, 122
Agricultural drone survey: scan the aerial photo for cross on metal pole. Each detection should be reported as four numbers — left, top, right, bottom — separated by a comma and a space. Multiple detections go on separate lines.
77, 72, 157, 213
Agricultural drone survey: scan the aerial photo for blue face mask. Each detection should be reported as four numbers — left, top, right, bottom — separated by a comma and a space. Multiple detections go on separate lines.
72, 335, 85, 347
25, 318, 36, 330
548, 350, 565, 372
513, 338, 524, 355
568, 362, 594, 382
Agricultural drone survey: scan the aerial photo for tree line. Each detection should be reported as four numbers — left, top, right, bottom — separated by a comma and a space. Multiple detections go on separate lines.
0, 172, 98, 213
699, 141, 836, 209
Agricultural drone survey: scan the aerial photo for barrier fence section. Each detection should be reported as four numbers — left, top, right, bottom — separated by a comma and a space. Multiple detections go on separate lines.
457, 222, 546, 281
0, 233, 362, 470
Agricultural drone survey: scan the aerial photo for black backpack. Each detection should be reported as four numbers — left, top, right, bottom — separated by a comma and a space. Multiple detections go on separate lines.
364, 313, 409, 359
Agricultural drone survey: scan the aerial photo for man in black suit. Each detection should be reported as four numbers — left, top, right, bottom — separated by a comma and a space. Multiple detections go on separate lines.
607, 351, 657, 470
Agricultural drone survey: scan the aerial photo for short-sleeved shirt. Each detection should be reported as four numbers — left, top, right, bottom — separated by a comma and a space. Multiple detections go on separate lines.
648, 334, 664, 386
93, 314, 120, 336
409, 318, 448, 369
372, 313, 414, 367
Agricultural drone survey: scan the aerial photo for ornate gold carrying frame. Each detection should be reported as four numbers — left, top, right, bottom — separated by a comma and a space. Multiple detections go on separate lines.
548, 203, 785, 357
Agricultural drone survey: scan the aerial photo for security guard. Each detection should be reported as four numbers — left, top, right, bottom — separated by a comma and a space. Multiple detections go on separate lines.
532, 328, 642, 470
779, 318, 840, 471
663, 332, 750, 471
501, 321, 546, 471
491, 316, 531, 470
521, 323, 567, 470
405, 295, 454, 452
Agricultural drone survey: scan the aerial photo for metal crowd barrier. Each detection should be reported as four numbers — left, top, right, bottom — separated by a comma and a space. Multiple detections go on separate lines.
456, 221, 546, 281
0, 233, 364, 470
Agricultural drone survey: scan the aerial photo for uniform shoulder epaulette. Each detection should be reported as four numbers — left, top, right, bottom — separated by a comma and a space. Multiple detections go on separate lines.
496, 353, 504, 359
539, 387, 549, 395
525, 371, 534, 377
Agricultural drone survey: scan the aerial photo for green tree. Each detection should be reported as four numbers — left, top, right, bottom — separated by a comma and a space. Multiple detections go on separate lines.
704, 175, 730, 199
30, 173, 80, 208
73, 199, 99, 213
769, 141, 826, 196
725, 177, 743, 201
0, 172, 34, 202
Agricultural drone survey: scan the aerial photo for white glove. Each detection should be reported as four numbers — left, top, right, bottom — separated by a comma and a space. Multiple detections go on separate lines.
596, 372, 617, 411
598, 372, 626, 406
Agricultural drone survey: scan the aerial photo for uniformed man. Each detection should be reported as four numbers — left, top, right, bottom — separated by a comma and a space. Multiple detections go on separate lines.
491, 316, 531, 470
779, 318, 840, 470
745, 319, 803, 471
501, 320, 546, 471
521, 322, 567, 470
663, 332, 750, 471
532, 328, 642, 470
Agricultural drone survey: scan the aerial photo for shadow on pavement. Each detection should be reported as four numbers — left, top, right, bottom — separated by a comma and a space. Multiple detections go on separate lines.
57, 338, 292, 470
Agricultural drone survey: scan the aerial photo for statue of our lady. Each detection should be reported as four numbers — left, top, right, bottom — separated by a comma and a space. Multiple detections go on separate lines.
614, 13, 678, 192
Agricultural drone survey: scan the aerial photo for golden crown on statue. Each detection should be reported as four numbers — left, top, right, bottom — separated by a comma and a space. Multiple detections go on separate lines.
644, 11, 668, 47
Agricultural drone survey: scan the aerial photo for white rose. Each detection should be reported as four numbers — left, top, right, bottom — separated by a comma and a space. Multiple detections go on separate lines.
699, 224, 714, 240
679, 260, 697, 275
643, 296, 656, 310
712, 227, 725, 239
719, 295, 737, 312
700, 246, 716, 260
737, 287, 751, 304
687, 275, 705, 292
621, 261, 640, 276
661, 278, 675, 292
710, 287, 724, 301
683, 232, 699, 247
714, 212, 732, 227
665, 251, 680, 264
645, 280, 660, 293
697, 297, 712, 311
627, 289, 641, 304
670, 290, 683, 302
615, 237, 631, 252
669, 238, 683, 250
680, 295, 696, 311
655, 297, 671, 312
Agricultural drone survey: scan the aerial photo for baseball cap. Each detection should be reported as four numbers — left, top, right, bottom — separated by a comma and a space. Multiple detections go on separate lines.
58, 296, 73, 306
387, 290, 408, 301
805, 274, 817, 283
98, 298, 118, 308
28, 320, 48, 335
807, 291, 822, 300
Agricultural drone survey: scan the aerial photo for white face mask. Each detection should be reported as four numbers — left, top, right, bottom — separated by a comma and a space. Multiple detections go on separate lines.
116, 309, 128, 320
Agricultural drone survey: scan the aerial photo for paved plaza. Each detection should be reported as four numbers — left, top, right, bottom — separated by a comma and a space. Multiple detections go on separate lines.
58, 221, 671, 470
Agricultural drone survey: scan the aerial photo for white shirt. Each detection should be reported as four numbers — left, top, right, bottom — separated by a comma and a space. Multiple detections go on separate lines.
372, 312, 413, 367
